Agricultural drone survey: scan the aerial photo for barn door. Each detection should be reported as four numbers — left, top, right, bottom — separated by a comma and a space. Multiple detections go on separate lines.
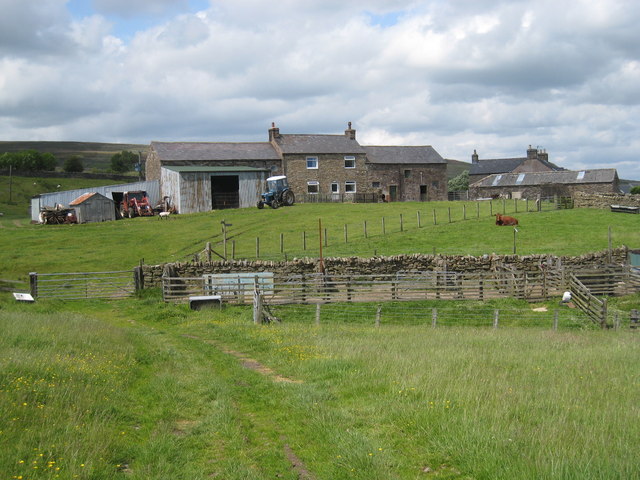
211, 176, 240, 209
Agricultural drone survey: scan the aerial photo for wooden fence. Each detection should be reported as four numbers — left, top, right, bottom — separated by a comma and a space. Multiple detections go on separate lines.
29, 269, 140, 300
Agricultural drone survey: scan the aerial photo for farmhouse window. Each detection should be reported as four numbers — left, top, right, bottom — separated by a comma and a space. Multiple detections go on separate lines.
306, 157, 318, 169
372, 181, 381, 188
344, 156, 356, 168
331, 182, 339, 193
404, 169, 411, 178
307, 181, 319, 194
345, 181, 356, 193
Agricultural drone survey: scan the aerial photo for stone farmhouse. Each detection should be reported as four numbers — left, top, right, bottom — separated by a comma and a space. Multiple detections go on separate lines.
468, 145, 563, 185
146, 123, 447, 214
469, 168, 621, 200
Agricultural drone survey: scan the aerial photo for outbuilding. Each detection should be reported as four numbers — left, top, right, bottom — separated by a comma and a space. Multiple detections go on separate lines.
69, 192, 116, 223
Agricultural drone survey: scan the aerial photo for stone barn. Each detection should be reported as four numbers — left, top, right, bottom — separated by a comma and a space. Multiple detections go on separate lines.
69, 192, 116, 223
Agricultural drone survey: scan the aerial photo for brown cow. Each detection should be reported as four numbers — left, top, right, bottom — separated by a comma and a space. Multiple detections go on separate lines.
495, 213, 518, 226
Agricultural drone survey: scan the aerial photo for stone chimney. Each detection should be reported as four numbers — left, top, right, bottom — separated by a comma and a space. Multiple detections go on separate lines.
471, 149, 479, 164
268, 122, 280, 142
527, 144, 538, 160
345, 121, 356, 140
538, 148, 548, 162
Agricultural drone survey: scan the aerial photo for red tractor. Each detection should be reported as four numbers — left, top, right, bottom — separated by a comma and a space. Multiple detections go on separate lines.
119, 191, 154, 218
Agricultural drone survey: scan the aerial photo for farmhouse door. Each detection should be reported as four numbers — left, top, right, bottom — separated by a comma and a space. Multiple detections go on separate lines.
211, 176, 240, 209
389, 185, 398, 202
420, 185, 428, 201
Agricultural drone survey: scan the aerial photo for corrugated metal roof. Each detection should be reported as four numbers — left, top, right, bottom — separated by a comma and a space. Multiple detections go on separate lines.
274, 134, 365, 154
151, 141, 280, 161
163, 166, 269, 173
470, 169, 618, 187
364, 146, 446, 165
69, 192, 97, 205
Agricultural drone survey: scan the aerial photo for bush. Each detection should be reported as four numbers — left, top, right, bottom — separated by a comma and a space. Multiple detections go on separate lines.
63, 156, 84, 173
110, 150, 137, 173
630, 186, 640, 195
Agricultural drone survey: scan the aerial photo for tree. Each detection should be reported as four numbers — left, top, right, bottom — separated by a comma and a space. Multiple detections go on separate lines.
630, 186, 640, 194
63, 155, 84, 173
110, 150, 137, 173
448, 170, 469, 191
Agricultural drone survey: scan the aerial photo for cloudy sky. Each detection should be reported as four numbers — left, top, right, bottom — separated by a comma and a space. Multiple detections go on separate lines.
1, 0, 639, 179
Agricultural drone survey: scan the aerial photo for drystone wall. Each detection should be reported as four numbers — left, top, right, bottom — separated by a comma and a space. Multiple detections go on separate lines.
140, 247, 629, 288
574, 191, 640, 209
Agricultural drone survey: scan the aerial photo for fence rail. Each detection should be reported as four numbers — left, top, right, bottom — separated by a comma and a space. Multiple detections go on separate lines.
569, 273, 607, 327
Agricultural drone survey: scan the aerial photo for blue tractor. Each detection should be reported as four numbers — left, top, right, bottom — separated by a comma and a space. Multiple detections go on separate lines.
257, 175, 295, 209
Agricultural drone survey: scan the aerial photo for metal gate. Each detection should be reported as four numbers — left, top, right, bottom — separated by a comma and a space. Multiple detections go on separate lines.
29, 270, 137, 300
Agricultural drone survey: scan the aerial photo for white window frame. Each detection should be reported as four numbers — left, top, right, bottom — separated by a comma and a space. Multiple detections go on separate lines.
345, 181, 356, 193
306, 157, 318, 169
331, 182, 339, 193
344, 156, 356, 168
307, 181, 319, 194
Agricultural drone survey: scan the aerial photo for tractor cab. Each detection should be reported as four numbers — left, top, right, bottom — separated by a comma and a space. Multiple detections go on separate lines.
257, 175, 295, 209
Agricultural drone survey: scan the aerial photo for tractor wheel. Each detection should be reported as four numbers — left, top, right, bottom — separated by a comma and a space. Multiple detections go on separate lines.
257, 200, 264, 209
283, 190, 295, 206
270, 199, 280, 209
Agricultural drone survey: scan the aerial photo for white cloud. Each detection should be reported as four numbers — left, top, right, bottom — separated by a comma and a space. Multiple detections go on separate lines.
0, 0, 639, 179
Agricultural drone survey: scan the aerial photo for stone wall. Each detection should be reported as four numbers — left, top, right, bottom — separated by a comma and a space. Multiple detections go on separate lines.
141, 247, 629, 288
573, 191, 640, 209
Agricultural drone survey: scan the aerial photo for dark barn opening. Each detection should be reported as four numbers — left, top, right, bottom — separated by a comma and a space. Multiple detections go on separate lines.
211, 176, 239, 209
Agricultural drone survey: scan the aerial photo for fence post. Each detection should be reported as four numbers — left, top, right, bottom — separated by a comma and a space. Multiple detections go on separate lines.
493, 309, 499, 329
303, 231, 306, 251
432, 307, 437, 328
315, 303, 321, 325
490, 200, 493, 216
364, 220, 367, 238
448, 207, 451, 223
344, 224, 348, 243
614, 312, 620, 330
256, 237, 260, 259
476, 202, 480, 219
280, 233, 284, 254
134, 266, 144, 292
29, 272, 38, 298
463, 204, 466, 220
553, 310, 559, 330
376, 305, 381, 327
232, 240, 236, 260
515, 198, 518, 213
433, 209, 437, 225
206, 242, 212, 262
417, 211, 421, 228
324, 228, 328, 247
630, 309, 639, 330
382, 217, 386, 235
253, 279, 262, 324
400, 213, 404, 232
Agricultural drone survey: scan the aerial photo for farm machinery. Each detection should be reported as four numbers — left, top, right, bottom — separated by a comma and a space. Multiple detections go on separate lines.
257, 175, 295, 209
119, 190, 154, 218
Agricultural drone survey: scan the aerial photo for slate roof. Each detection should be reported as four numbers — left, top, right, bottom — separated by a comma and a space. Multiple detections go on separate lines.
470, 157, 563, 175
151, 141, 280, 161
163, 166, 269, 173
364, 146, 446, 165
274, 134, 365, 155
470, 169, 619, 188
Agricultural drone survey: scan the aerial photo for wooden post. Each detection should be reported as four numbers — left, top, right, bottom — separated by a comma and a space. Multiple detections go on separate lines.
256, 237, 260, 258
553, 310, 559, 331
232, 240, 236, 260
400, 213, 404, 232
432, 307, 437, 328
614, 312, 620, 330
382, 216, 386, 235
476, 202, 480, 219
502, 198, 506, 213
206, 242, 212, 262
630, 309, 639, 329
515, 198, 518, 213
490, 200, 493, 216
376, 305, 381, 327
315, 303, 321, 325
433, 209, 437, 225
324, 228, 328, 247
280, 233, 284, 254
344, 224, 348, 243
417, 211, 421, 228
608, 226, 612, 263
364, 220, 367, 238
493, 309, 499, 329
253, 278, 262, 324
222, 220, 227, 259
448, 207, 451, 223
463, 204, 466, 220
303, 231, 306, 250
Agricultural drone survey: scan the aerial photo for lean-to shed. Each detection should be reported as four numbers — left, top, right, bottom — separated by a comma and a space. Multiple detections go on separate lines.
69, 192, 116, 223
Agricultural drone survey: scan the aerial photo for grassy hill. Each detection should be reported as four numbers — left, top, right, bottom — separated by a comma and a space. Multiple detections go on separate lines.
0, 141, 148, 172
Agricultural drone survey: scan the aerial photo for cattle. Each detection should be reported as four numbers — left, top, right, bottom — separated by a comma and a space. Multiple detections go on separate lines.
495, 213, 518, 226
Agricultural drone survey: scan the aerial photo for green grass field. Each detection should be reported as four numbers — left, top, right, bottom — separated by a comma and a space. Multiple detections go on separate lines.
1, 175, 639, 479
